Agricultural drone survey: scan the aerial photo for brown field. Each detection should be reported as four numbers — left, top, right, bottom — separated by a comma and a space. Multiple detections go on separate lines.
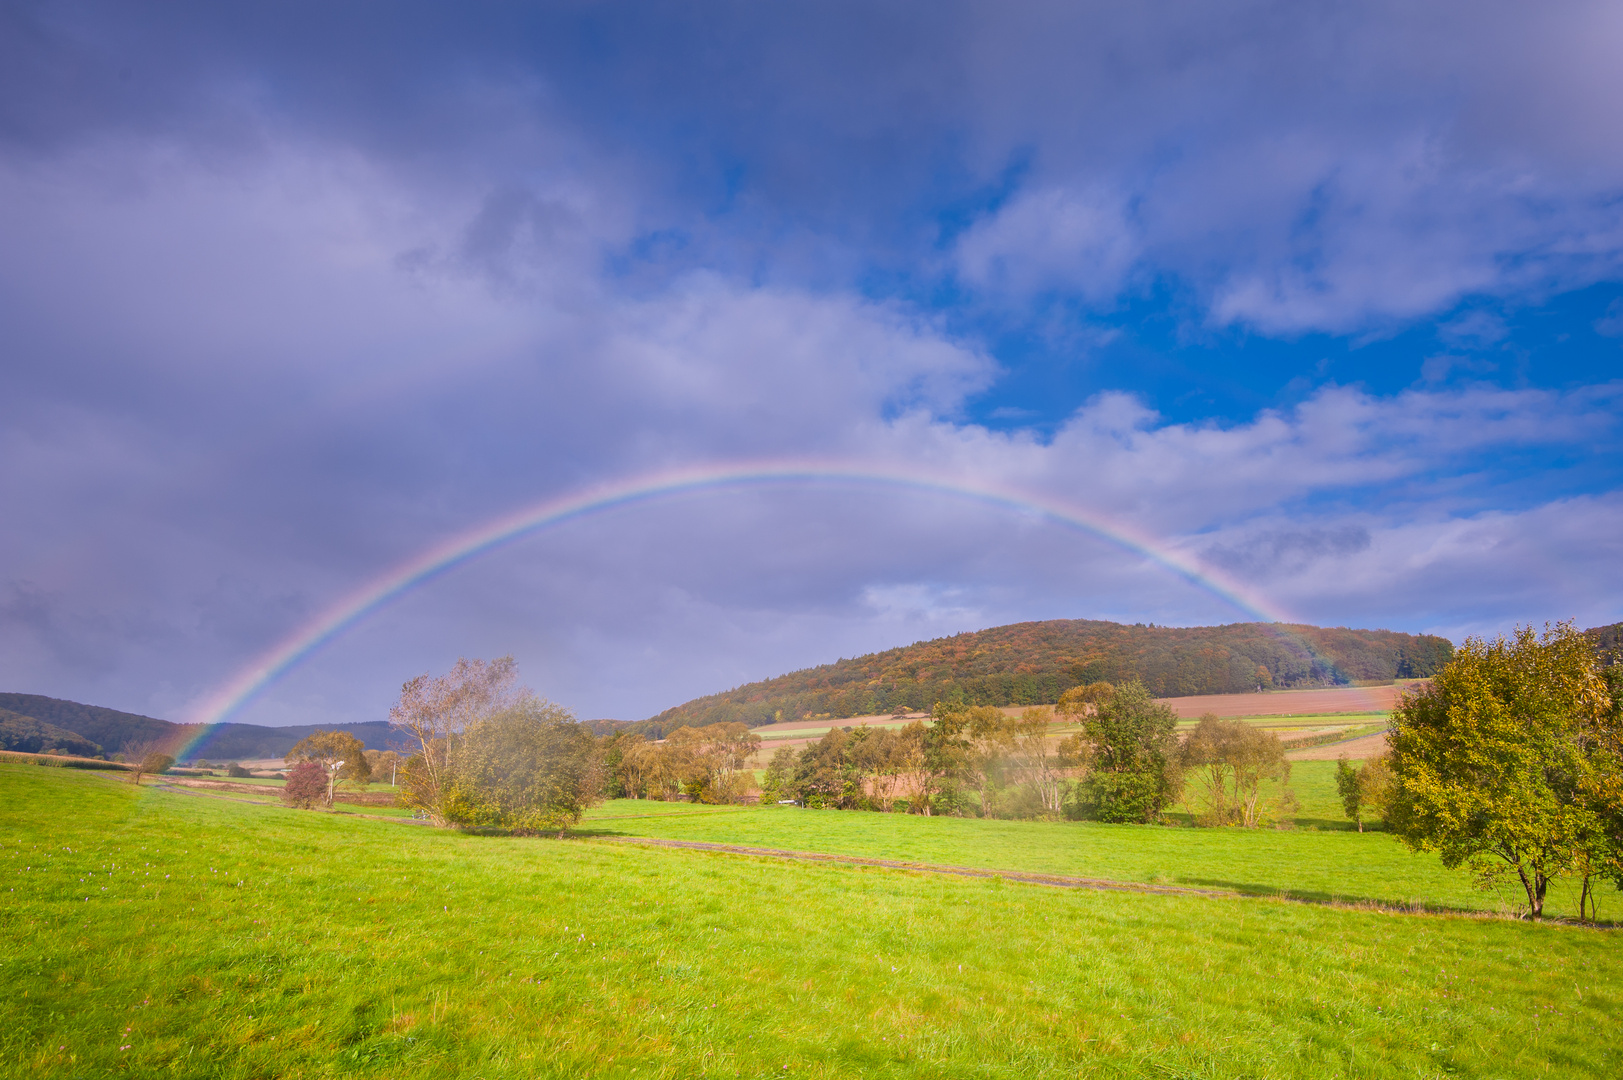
746, 682, 1419, 741
1158, 682, 1422, 718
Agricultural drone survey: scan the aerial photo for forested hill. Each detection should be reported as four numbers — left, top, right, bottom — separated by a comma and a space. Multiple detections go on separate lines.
1587, 621, 1623, 661
0, 692, 397, 761
643, 620, 1457, 731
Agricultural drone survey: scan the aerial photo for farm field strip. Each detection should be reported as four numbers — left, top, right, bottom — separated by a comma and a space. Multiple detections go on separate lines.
2, 762, 1618, 1080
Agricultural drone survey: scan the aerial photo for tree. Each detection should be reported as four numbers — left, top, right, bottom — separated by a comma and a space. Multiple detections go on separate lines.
123, 741, 174, 785
363, 749, 403, 787
790, 726, 860, 808
1180, 715, 1294, 827
1332, 754, 1394, 832
598, 736, 630, 799
919, 703, 973, 815
1593, 663, 1623, 914
1227, 724, 1293, 828
281, 760, 327, 809
1069, 680, 1182, 823
613, 736, 668, 800
446, 698, 604, 832
226, 762, 252, 778
286, 730, 371, 806
1386, 622, 1621, 919
1181, 714, 1239, 825
1335, 756, 1365, 831
962, 705, 1017, 810
662, 723, 762, 803
872, 725, 925, 812
759, 745, 799, 803
1056, 681, 1114, 721
138, 751, 174, 783
390, 656, 520, 825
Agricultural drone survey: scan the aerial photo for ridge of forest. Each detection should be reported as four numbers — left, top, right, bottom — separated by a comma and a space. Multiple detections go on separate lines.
0, 692, 396, 761
641, 619, 1461, 733
5, 619, 1616, 756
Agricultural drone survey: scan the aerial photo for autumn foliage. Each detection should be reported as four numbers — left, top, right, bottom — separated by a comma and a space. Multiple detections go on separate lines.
281, 760, 327, 809
642, 619, 1453, 731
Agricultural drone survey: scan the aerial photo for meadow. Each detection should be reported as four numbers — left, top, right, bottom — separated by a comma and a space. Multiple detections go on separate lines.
3, 761, 1619, 1079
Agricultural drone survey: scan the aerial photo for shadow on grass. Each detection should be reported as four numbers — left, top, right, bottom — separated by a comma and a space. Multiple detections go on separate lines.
1172, 877, 1562, 921
1288, 817, 1389, 832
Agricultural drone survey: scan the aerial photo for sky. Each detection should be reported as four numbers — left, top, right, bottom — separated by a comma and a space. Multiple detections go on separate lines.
2, 0, 1621, 726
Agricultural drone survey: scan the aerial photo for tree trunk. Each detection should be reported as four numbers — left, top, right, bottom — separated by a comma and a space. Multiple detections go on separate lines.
1516, 863, 1547, 919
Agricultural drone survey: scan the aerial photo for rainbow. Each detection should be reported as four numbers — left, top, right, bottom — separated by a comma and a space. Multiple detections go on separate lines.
176, 460, 1326, 755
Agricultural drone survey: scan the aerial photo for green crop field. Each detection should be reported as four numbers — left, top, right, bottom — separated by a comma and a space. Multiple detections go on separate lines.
3, 762, 1619, 1079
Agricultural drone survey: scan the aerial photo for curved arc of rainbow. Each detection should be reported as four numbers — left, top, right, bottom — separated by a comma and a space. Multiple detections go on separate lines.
176, 461, 1320, 757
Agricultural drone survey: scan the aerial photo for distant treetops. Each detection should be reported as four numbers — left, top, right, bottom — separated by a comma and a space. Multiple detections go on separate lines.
639, 618, 1456, 734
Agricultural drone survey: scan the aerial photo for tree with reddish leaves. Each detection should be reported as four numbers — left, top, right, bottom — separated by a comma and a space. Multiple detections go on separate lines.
281, 760, 327, 809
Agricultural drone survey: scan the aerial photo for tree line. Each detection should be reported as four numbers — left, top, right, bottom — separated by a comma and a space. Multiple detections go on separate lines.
305, 621, 1623, 921
719, 680, 1301, 826
353, 659, 1304, 829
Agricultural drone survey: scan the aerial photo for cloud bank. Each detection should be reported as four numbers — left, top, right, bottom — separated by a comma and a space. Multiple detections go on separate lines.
1, 2, 1620, 724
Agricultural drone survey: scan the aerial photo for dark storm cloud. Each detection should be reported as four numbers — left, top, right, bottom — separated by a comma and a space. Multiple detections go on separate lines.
1202, 527, 1374, 580
1, 2, 1620, 724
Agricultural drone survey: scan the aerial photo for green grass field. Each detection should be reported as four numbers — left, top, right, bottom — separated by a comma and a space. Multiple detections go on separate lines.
3, 762, 1619, 1079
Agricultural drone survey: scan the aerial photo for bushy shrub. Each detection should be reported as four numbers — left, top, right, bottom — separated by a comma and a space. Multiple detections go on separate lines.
441, 700, 604, 832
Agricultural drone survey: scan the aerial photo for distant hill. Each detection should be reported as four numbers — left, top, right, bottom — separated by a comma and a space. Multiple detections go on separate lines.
642, 619, 1457, 733
188, 721, 400, 762
1586, 621, 1623, 662
0, 707, 104, 757
0, 692, 401, 762
0, 694, 175, 756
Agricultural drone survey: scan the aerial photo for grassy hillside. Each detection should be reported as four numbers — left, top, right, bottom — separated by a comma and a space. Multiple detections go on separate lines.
3, 763, 1618, 1078
644, 619, 1455, 730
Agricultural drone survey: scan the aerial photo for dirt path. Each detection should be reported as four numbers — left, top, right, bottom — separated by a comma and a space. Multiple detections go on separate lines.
1287, 729, 1391, 761
142, 776, 1586, 921
591, 834, 1230, 898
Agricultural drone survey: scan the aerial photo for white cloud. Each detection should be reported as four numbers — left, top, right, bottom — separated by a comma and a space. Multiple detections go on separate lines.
3, 15, 1623, 723
955, 186, 1137, 300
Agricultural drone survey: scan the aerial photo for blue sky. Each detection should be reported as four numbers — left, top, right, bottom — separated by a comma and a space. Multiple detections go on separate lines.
1, 1, 1620, 725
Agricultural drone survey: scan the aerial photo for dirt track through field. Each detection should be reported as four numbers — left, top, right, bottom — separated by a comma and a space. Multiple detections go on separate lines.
589, 836, 1574, 921
593, 835, 1232, 898
143, 777, 1579, 921
1287, 729, 1392, 761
